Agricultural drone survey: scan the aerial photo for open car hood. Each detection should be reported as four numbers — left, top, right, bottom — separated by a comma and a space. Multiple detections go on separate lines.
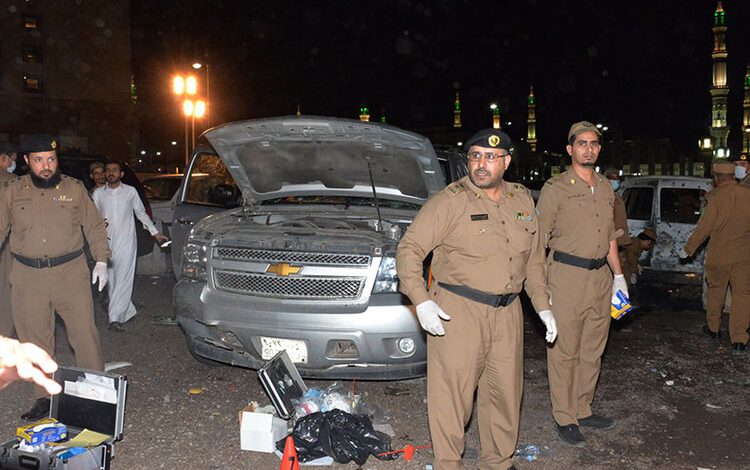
204, 116, 445, 204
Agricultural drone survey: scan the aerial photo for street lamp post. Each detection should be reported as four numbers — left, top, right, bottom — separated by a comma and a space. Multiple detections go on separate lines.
192, 62, 210, 127
173, 74, 199, 168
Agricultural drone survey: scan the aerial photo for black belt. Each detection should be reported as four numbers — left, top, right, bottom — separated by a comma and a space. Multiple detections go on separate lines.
13, 249, 83, 269
438, 282, 518, 308
553, 250, 607, 270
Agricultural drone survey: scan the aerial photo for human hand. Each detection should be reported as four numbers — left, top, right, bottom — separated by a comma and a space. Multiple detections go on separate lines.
612, 274, 629, 304
630, 273, 637, 285
154, 233, 169, 244
415, 300, 451, 336
92, 261, 108, 292
0, 337, 61, 395
537, 310, 558, 343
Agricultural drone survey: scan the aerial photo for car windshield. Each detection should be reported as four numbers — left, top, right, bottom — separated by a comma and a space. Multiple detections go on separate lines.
144, 178, 182, 200
258, 195, 421, 211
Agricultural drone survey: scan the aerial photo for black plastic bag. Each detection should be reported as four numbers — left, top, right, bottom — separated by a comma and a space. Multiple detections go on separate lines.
277, 409, 399, 465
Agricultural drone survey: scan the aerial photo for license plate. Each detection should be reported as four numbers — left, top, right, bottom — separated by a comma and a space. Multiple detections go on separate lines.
260, 337, 308, 364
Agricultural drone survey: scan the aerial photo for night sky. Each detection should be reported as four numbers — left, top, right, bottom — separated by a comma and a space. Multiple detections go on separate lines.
130, 0, 750, 155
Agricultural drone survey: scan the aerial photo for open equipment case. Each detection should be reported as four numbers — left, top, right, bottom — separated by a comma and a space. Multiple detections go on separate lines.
0, 367, 127, 470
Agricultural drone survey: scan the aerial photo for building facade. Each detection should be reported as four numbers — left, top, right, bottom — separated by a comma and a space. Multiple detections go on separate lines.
0, 0, 136, 158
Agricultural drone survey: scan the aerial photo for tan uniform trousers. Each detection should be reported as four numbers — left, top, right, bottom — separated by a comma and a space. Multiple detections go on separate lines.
705, 261, 750, 344
9, 256, 103, 397
0, 242, 12, 337
427, 286, 523, 470
547, 260, 612, 426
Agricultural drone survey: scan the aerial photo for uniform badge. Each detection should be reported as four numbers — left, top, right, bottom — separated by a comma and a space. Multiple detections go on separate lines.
53, 195, 73, 202
51, 139, 57, 149
471, 214, 489, 221
507, 192, 514, 198
516, 211, 533, 221
488, 135, 500, 147
570, 178, 576, 184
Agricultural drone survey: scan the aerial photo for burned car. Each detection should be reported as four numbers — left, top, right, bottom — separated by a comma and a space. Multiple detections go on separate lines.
172, 116, 446, 379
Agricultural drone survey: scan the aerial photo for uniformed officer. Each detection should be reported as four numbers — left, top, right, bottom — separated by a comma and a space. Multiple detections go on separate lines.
0, 134, 111, 420
603, 167, 630, 250
621, 227, 657, 288
0, 143, 18, 338
536, 121, 628, 447
732, 152, 749, 186
681, 160, 750, 354
397, 129, 557, 470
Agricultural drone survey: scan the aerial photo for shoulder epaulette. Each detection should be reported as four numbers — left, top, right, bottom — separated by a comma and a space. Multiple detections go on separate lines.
445, 181, 465, 196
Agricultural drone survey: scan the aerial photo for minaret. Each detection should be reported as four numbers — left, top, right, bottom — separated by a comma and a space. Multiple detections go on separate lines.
359, 105, 370, 122
491, 103, 501, 129
453, 92, 462, 128
710, 1, 730, 157
743, 64, 750, 153
527, 85, 537, 152
130, 75, 137, 103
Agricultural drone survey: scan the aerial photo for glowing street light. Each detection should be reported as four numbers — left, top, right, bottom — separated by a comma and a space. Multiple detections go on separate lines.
192, 62, 210, 126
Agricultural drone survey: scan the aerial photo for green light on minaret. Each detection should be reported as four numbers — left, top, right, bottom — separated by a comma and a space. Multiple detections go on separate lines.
714, 2, 726, 26
380, 108, 386, 123
130, 75, 137, 102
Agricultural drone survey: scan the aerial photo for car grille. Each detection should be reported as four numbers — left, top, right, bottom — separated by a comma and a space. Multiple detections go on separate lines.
214, 247, 370, 266
214, 270, 365, 300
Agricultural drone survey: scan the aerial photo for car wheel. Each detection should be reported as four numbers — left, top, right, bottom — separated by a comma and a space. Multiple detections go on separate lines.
185, 337, 224, 368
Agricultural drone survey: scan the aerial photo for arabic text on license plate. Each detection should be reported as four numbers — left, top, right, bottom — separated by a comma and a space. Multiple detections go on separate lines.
260, 337, 308, 364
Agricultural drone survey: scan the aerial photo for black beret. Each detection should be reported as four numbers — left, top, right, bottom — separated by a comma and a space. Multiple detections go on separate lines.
20, 134, 58, 153
0, 142, 17, 155
464, 129, 512, 152
730, 152, 748, 163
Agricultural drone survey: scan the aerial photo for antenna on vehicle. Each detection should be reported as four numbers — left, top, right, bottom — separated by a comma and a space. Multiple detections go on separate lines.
366, 158, 383, 231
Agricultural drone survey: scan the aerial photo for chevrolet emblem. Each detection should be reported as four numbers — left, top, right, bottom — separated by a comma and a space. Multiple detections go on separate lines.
266, 263, 302, 277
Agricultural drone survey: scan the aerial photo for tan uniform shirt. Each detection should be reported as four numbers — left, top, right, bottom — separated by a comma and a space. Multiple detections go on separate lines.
684, 181, 750, 264
0, 171, 14, 184
537, 169, 619, 258
741, 175, 750, 187
614, 194, 630, 247
0, 174, 110, 262
397, 176, 550, 313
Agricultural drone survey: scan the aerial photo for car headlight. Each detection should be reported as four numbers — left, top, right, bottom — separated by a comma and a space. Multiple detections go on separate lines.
372, 256, 399, 293
182, 238, 208, 281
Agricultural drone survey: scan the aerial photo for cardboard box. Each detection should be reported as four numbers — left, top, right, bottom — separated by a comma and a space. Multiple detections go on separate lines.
239, 405, 287, 453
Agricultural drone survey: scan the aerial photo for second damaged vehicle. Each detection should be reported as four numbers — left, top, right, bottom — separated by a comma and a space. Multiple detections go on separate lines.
173, 116, 447, 379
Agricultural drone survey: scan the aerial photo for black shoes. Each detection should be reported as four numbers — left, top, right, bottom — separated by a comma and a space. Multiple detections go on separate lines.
732, 343, 747, 355
702, 325, 721, 340
21, 398, 51, 422
578, 414, 616, 430
555, 423, 587, 447
109, 322, 125, 332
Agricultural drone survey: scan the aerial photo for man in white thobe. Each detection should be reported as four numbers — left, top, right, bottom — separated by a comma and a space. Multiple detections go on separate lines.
93, 162, 168, 330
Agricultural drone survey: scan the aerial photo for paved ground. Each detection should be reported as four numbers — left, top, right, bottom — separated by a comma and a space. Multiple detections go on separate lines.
1, 274, 748, 469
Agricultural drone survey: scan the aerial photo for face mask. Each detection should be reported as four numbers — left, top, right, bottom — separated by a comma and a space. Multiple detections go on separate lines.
610, 180, 620, 191
6, 161, 15, 174
735, 166, 747, 180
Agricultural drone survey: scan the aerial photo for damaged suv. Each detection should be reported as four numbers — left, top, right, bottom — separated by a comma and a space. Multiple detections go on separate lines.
172, 116, 448, 379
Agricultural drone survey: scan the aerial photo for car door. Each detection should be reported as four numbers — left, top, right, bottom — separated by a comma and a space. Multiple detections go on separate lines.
653, 181, 709, 273
621, 182, 656, 265
171, 148, 241, 278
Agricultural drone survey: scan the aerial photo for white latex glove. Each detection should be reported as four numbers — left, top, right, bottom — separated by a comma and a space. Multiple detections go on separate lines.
678, 247, 689, 259
92, 262, 108, 292
415, 300, 451, 336
629, 273, 637, 285
612, 274, 629, 304
537, 310, 558, 343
